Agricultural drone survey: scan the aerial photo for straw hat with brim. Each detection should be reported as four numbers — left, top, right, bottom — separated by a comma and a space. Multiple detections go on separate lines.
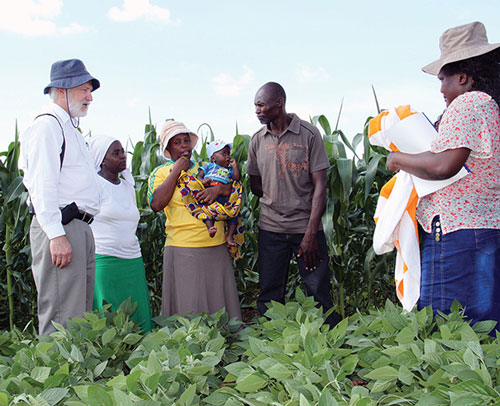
160, 121, 199, 159
43, 59, 100, 94
422, 21, 500, 76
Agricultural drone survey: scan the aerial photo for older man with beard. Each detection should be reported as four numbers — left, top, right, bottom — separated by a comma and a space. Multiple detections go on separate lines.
21, 59, 101, 335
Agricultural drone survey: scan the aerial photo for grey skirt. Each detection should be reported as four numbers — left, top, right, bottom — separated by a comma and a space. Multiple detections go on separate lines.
162, 244, 242, 321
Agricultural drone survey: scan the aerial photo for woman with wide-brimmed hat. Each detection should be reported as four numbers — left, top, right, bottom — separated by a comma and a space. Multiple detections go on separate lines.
386, 22, 500, 329
147, 121, 242, 322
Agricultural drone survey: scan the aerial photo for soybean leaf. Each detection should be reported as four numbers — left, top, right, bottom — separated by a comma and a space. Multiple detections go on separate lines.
471, 320, 496, 335
123, 333, 142, 345
263, 362, 292, 380
453, 379, 498, 397
88, 386, 113, 406
299, 393, 312, 406
396, 327, 416, 345
38, 388, 69, 406
33, 395, 51, 406
235, 373, 267, 392
73, 386, 89, 403
178, 384, 196, 406
43, 374, 67, 390
225, 362, 252, 378
93, 361, 108, 378
206, 337, 225, 352
448, 392, 490, 406
318, 389, 338, 406
102, 327, 117, 346
203, 390, 232, 405
364, 365, 399, 381
463, 348, 479, 370
147, 351, 163, 374
398, 365, 413, 385
111, 388, 133, 406
31, 367, 51, 383
70, 345, 84, 363
340, 354, 358, 376
106, 375, 127, 390
186, 365, 212, 376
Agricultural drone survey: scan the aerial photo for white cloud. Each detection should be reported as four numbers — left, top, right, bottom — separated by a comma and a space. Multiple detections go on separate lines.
296, 64, 330, 84
108, 0, 171, 22
128, 98, 138, 108
0, 0, 89, 36
59, 23, 89, 35
212, 66, 254, 97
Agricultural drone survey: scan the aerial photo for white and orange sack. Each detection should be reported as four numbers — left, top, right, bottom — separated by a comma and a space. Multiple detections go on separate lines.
368, 106, 421, 312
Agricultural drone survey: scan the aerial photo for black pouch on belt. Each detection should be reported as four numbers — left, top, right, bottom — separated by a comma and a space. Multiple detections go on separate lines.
61, 202, 79, 225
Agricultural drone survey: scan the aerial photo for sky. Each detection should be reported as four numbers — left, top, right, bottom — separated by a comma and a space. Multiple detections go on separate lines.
1, 0, 499, 153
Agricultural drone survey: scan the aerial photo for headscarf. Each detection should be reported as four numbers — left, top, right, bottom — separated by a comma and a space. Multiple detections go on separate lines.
88, 135, 135, 186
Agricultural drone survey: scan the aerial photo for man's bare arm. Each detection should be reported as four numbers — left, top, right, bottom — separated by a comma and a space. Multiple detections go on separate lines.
298, 169, 327, 270
250, 175, 263, 197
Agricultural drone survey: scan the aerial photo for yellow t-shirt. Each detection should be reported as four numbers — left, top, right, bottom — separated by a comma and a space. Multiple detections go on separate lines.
147, 161, 225, 247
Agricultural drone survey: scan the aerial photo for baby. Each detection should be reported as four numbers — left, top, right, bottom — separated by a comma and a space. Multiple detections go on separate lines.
197, 140, 241, 246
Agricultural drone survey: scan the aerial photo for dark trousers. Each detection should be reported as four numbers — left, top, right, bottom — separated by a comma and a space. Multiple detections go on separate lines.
257, 228, 339, 327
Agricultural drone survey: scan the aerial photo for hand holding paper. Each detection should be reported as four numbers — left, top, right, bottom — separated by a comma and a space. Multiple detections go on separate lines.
383, 112, 469, 197
369, 107, 468, 197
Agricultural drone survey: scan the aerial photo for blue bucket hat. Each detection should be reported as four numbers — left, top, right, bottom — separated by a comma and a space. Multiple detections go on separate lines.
43, 59, 100, 95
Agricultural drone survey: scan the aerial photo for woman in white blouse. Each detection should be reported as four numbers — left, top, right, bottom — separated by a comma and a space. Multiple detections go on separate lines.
89, 136, 153, 332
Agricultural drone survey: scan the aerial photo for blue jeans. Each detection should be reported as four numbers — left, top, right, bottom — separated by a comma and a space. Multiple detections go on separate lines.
257, 228, 339, 327
418, 217, 500, 332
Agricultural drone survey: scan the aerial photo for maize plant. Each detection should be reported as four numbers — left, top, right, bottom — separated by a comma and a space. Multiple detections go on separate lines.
0, 111, 397, 329
0, 124, 33, 330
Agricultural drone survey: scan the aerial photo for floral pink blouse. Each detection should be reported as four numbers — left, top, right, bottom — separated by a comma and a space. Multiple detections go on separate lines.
416, 91, 500, 234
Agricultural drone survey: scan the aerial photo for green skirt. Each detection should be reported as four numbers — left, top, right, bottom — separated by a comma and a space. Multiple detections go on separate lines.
94, 255, 153, 332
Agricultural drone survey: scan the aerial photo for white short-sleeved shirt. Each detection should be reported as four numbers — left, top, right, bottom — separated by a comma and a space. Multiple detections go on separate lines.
91, 176, 141, 259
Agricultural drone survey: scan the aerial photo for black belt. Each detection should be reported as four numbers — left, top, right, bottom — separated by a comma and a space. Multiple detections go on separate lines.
73, 211, 94, 224
29, 204, 94, 225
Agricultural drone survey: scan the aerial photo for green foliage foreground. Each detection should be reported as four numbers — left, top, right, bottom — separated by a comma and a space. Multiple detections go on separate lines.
1, 292, 499, 405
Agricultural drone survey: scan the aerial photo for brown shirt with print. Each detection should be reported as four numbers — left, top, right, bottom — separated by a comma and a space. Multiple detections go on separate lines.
247, 113, 330, 234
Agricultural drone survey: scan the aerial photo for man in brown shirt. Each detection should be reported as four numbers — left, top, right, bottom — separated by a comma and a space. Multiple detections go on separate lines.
247, 82, 339, 327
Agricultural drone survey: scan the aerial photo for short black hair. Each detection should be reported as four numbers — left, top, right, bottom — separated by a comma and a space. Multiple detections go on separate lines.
441, 48, 500, 106
260, 82, 286, 103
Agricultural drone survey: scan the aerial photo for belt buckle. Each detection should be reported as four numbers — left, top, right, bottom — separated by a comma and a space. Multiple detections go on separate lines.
81, 211, 93, 224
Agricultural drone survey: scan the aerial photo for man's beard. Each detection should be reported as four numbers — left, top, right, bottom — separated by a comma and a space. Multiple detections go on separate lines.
68, 99, 90, 118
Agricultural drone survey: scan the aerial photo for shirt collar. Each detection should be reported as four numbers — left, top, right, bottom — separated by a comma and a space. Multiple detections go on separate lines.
287, 113, 301, 134
49, 102, 73, 125
259, 113, 301, 137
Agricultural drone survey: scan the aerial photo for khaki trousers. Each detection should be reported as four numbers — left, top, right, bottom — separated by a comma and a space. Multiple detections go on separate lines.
30, 216, 95, 336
